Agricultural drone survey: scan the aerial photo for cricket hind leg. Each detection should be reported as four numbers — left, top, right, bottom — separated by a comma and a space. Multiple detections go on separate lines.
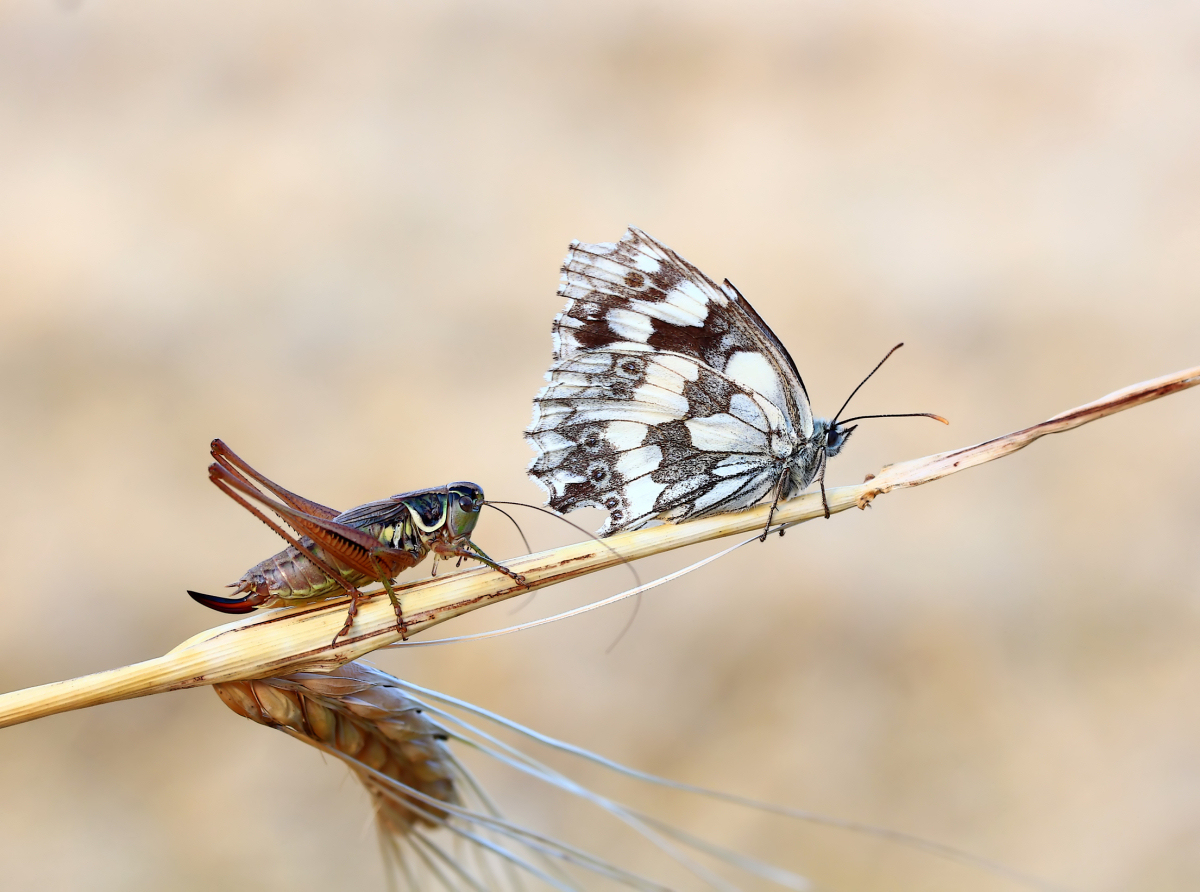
332, 588, 366, 643
209, 440, 340, 519
205, 445, 418, 644
206, 462, 372, 644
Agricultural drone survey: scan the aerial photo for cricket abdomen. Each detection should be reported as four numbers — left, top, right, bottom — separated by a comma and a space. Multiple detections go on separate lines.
234, 538, 376, 605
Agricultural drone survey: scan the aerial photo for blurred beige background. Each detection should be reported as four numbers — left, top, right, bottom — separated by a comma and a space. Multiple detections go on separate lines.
1, 1, 1198, 889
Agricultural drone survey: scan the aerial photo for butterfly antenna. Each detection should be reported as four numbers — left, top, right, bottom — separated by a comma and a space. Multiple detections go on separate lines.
837, 412, 949, 425
483, 503, 532, 554
484, 501, 642, 587
830, 342, 905, 426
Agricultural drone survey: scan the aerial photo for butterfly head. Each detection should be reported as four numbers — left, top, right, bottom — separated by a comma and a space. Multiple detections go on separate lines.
819, 418, 855, 459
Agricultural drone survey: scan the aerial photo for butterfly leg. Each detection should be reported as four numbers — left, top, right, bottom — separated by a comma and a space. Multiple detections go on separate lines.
760, 473, 788, 542
817, 451, 831, 519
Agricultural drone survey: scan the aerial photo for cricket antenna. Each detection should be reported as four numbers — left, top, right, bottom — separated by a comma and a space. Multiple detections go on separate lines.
484, 501, 641, 588
486, 499, 645, 653
482, 503, 532, 554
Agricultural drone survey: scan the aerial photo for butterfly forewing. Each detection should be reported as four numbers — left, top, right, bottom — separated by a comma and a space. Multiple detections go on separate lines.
553, 228, 813, 435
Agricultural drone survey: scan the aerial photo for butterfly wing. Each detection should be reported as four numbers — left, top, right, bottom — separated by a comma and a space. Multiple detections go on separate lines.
553, 227, 813, 437
528, 349, 792, 535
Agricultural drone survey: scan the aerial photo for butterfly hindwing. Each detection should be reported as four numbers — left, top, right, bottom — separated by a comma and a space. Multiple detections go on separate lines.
528, 349, 788, 534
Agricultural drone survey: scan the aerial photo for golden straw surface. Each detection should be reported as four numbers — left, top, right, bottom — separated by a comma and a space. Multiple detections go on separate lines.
0, 364, 1196, 730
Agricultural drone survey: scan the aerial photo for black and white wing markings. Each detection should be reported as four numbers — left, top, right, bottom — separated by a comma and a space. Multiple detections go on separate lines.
528, 349, 794, 536
526, 227, 902, 536
552, 227, 814, 437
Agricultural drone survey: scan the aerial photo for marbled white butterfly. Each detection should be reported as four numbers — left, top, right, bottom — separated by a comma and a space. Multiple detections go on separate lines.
526, 228, 943, 536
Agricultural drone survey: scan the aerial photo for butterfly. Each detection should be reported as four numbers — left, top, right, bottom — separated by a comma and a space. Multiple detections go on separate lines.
526, 227, 943, 536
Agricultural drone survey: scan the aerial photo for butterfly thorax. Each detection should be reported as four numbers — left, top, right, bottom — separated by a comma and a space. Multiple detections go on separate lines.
782, 417, 854, 500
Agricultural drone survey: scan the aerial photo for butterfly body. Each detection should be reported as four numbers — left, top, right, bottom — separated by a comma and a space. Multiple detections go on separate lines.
528, 228, 855, 535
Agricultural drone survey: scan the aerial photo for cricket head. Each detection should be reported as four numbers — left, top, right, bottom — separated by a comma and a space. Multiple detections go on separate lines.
443, 481, 486, 542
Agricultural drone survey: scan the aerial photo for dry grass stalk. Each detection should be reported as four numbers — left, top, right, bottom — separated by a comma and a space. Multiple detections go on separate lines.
0, 363, 1196, 729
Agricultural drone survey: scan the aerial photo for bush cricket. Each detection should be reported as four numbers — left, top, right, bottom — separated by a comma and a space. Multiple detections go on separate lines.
188, 440, 526, 642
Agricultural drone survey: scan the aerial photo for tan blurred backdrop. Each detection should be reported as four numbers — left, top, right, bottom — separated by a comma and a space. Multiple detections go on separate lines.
1, 1, 1198, 889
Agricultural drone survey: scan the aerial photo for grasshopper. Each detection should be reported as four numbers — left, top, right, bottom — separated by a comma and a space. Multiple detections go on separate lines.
188, 440, 525, 642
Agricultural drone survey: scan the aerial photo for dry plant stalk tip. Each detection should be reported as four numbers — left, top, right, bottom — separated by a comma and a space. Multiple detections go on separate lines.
0, 363, 1196, 729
